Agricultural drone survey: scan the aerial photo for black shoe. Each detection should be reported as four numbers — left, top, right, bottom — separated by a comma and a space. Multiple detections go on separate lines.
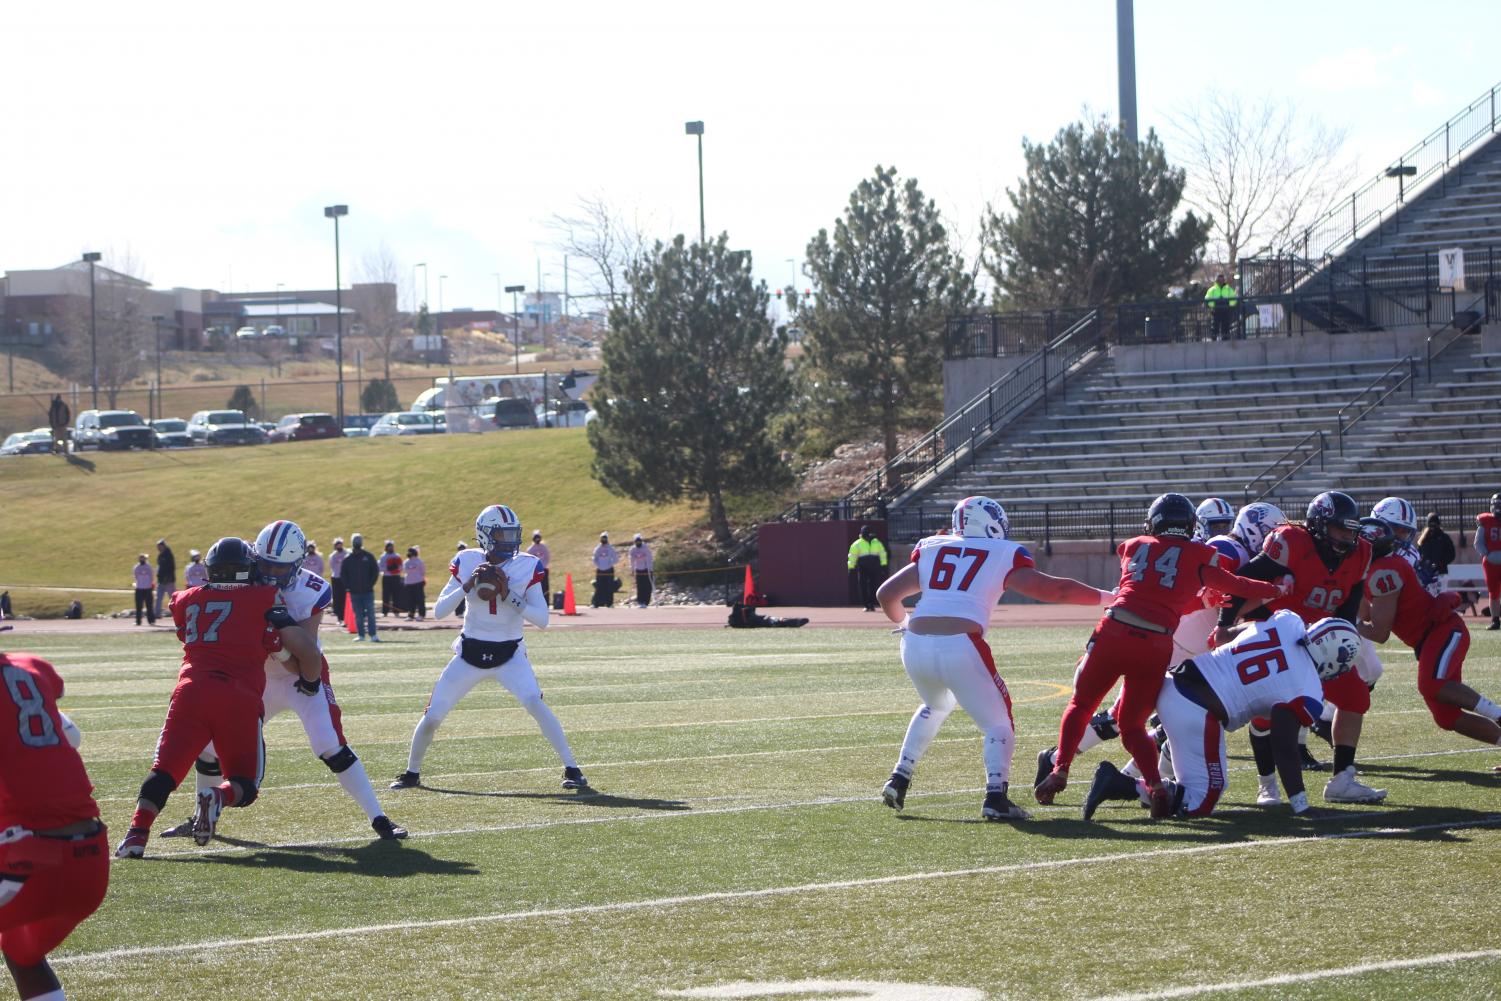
562, 766, 589, 790
1299, 745, 1329, 771
1083, 761, 1139, 821
982, 783, 1030, 821
1034, 747, 1057, 789
881, 773, 909, 810
159, 815, 196, 838
372, 815, 408, 840
1310, 717, 1334, 746
1089, 711, 1120, 742
390, 771, 420, 789
1490, 620, 1500, 631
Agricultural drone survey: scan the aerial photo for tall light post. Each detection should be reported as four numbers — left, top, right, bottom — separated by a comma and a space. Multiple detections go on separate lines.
151, 314, 165, 424
438, 275, 448, 381
413, 262, 427, 311
323, 204, 349, 424
274, 282, 284, 324
505, 284, 525, 374
685, 120, 705, 244
82, 252, 101, 409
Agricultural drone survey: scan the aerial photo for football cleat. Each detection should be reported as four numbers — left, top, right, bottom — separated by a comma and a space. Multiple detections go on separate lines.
881, 773, 909, 811
1310, 717, 1334, 746
1323, 766, 1387, 804
160, 815, 196, 838
1083, 761, 1140, 821
372, 815, 408, 840
1034, 747, 1057, 789
192, 790, 221, 847
390, 771, 420, 790
562, 766, 589, 790
1299, 745, 1329, 771
1256, 776, 1283, 806
1033, 768, 1068, 805
981, 784, 1029, 821
114, 827, 149, 859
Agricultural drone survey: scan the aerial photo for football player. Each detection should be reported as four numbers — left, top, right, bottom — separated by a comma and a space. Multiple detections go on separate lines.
1216, 490, 1384, 804
1360, 518, 1501, 755
1036, 494, 1282, 815
0, 653, 108, 1001
1193, 497, 1236, 543
391, 504, 586, 791
1083, 612, 1359, 820
1475, 493, 1501, 630
161, 520, 406, 842
116, 537, 321, 859
875, 496, 1112, 821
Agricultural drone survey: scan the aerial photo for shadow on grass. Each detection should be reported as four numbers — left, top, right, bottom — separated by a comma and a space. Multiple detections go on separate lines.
420, 784, 690, 811
63, 452, 96, 472
1358, 761, 1501, 789
159, 838, 479, 877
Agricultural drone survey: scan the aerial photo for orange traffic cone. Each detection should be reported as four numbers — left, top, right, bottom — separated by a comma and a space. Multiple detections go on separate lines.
742, 564, 755, 603
344, 593, 357, 633
562, 574, 578, 616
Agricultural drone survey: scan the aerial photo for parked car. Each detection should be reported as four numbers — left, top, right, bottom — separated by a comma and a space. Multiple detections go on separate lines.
341, 413, 384, 438
1, 430, 53, 456
263, 324, 286, 337
74, 409, 155, 450
537, 399, 595, 428
268, 412, 341, 443
235, 326, 260, 340
187, 409, 267, 445
488, 397, 537, 430
370, 412, 441, 437
150, 418, 194, 448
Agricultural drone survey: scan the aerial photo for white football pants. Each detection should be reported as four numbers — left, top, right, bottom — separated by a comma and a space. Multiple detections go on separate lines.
893, 632, 1016, 792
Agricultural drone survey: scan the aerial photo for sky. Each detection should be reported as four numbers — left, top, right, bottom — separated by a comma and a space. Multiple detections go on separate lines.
4, 0, 1499, 319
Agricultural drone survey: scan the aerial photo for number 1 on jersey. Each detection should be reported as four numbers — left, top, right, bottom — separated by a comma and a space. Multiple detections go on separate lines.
928, 546, 990, 592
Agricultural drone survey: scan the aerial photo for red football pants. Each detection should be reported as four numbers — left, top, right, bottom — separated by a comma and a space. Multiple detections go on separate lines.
0, 830, 110, 966
1485, 562, 1501, 615
153, 675, 265, 787
1417, 618, 1470, 730
1054, 616, 1174, 786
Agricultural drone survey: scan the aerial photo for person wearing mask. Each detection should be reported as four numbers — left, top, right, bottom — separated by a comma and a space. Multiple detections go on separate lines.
847, 525, 889, 612
341, 534, 381, 642
303, 540, 325, 578
380, 540, 405, 617
403, 546, 427, 620
183, 549, 208, 588
526, 530, 552, 607
154, 539, 177, 621
328, 538, 348, 625
630, 533, 655, 607
132, 554, 156, 626
1204, 273, 1239, 341
592, 532, 619, 608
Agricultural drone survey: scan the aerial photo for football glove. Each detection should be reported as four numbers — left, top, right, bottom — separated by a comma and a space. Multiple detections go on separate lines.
294, 677, 322, 697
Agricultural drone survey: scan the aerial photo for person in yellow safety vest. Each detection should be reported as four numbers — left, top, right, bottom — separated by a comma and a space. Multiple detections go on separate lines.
848, 525, 890, 612
1204, 273, 1239, 341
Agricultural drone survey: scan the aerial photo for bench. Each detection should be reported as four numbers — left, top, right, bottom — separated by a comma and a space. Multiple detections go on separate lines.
1445, 564, 1488, 590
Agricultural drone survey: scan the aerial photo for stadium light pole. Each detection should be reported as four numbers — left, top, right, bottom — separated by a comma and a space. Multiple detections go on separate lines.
505, 284, 525, 374
439, 275, 449, 384
323, 204, 348, 425
151, 313, 165, 424
414, 262, 427, 311
82, 251, 101, 409
684, 121, 705, 244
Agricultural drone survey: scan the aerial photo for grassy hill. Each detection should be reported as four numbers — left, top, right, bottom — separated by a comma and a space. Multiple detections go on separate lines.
1, 430, 696, 617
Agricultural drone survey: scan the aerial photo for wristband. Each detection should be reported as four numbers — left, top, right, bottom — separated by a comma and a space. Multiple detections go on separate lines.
1097, 589, 1116, 607
1288, 791, 1309, 814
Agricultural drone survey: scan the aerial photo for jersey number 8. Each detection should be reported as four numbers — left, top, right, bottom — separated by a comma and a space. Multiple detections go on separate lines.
3, 664, 59, 749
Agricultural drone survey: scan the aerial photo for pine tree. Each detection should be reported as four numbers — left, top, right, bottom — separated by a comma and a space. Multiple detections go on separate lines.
984, 117, 1208, 308
226, 385, 258, 419
587, 235, 791, 546
361, 379, 399, 414
800, 165, 974, 463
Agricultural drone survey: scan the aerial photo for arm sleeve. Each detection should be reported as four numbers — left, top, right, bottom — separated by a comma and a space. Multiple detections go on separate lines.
520, 577, 549, 629
432, 574, 467, 619
1332, 586, 1363, 625
1201, 562, 1281, 600
1476, 526, 1489, 557
1216, 553, 1287, 628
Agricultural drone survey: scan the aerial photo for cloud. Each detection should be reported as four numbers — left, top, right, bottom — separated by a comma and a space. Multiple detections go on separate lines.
1296, 46, 1405, 93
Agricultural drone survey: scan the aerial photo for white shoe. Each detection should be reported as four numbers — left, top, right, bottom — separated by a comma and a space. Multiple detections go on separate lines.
192, 789, 222, 846
1121, 759, 1141, 780
1323, 765, 1387, 804
1255, 777, 1283, 806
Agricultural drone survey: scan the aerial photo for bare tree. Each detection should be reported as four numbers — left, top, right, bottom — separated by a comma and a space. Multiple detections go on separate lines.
547, 194, 653, 308
1168, 92, 1355, 270
357, 243, 408, 380
53, 250, 154, 409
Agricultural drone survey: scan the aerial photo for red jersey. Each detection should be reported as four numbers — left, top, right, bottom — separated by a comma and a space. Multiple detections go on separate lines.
1477, 513, 1501, 555
1109, 535, 1280, 631
381, 553, 404, 576
0, 654, 98, 829
170, 584, 284, 696
1366, 553, 1463, 649
1260, 525, 1372, 625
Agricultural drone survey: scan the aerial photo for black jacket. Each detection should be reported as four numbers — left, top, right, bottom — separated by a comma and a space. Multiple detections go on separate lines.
1418, 527, 1456, 573
157, 547, 176, 583
341, 548, 380, 593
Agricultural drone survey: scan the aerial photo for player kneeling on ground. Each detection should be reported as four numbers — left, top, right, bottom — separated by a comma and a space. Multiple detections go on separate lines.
876, 496, 1111, 822
391, 504, 588, 792
115, 538, 321, 859
1083, 612, 1360, 821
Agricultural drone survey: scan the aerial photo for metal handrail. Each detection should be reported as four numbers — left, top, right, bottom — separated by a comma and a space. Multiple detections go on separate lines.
1243, 428, 1327, 502
1335, 356, 1416, 453
1427, 314, 1477, 379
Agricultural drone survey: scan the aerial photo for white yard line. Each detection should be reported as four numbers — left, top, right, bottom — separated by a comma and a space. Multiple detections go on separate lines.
63, 815, 1501, 966
1086, 948, 1501, 1000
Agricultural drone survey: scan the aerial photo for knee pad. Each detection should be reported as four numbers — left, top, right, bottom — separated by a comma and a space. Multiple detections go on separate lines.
228, 778, 259, 807
1090, 711, 1120, 741
139, 770, 178, 811
322, 745, 359, 774
195, 757, 222, 777
1249, 723, 1271, 739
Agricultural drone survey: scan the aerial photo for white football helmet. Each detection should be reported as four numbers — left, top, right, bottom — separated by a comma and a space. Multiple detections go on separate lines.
1233, 502, 1287, 555
952, 496, 1009, 539
1194, 498, 1236, 541
476, 504, 523, 559
1370, 496, 1418, 543
253, 520, 308, 587
1304, 617, 1362, 681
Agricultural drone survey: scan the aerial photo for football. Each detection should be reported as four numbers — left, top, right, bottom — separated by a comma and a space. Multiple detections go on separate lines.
471, 561, 508, 603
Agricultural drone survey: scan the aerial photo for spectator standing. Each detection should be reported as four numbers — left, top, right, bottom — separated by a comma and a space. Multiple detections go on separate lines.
380, 541, 405, 617
328, 538, 348, 624
342, 534, 381, 642
403, 546, 427, 620
0, 591, 10, 619
154, 539, 177, 621
630, 533, 655, 607
183, 549, 208, 588
592, 532, 619, 608
1417, 512, 1457, 580
48, 393, 70, 454
527, 530, 551, 606
847, 525, 889, 612
132, 555, 155, 625
1204, 273, 1239, 341
303, 540, 325, 578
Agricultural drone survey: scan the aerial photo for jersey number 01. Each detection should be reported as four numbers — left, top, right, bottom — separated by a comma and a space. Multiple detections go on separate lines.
927, 546, 990, 592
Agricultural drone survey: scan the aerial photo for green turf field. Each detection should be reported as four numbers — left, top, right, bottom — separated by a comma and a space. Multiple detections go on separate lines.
18, 623, 1501, 1000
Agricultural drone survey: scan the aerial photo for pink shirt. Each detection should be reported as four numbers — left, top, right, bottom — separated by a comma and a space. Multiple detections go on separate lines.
403, 557, 426, 585
133, 563, 154, 589
526, 542, 550, 568
629, 544, 654, 571
304, 553, 325, 576
184, 561, 208, 588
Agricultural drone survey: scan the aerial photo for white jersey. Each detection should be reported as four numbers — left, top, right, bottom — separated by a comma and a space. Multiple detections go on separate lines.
908, 533, 1034, 633
1192, 609, 1325, 731
443, 548, 544, 642
262, 568, 332, 676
